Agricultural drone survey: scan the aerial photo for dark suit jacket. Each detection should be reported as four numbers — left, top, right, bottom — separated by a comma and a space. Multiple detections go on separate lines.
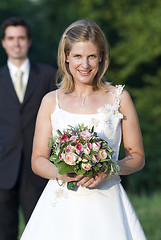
0, 62, 57, 189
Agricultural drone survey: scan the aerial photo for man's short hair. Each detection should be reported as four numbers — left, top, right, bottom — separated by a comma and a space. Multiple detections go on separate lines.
1, 17, 32, 39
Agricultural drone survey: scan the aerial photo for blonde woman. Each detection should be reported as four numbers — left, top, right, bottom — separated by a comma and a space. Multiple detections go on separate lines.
21, 19, 146, 240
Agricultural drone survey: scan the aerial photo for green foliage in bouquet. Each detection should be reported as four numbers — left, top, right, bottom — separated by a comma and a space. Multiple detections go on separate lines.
48, 124, 120, 190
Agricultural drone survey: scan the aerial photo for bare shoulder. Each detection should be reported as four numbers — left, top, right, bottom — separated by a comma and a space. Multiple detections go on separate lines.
121, 88, 132, 101
40, 90, 57, 114
120, 88, 136, 114
42, 90, 56, 103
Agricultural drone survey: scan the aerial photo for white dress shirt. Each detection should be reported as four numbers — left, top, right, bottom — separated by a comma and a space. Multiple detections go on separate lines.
7, 59, 30, 88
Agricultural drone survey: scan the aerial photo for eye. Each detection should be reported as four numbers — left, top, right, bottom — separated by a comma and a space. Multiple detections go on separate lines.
89, 55, 96, 59
19, 36, 27, 40
74, 55, 81, 58
7, 37, 14, 41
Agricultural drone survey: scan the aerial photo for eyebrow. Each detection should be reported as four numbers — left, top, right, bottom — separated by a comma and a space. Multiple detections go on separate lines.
71, 52, 98, 56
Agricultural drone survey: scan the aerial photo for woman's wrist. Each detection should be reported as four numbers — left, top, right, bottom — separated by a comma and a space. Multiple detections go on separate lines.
55, 168, 64, 186
116, 161, 121, 175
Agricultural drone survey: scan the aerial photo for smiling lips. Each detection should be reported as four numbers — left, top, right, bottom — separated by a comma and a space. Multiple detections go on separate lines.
78, 69, 92, 76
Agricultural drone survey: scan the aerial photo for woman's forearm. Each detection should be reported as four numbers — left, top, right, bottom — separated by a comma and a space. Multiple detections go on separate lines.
118, 153, 145, 175
32, 156, 57, 180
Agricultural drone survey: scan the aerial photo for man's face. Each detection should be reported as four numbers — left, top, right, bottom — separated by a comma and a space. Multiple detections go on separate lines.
2, 26, 31, 62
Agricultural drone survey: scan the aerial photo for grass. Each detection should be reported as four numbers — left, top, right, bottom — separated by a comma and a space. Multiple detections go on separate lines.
18, 191, 161, 240
128, 191, 161, 240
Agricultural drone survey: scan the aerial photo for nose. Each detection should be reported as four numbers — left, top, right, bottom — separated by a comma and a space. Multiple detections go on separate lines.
13, 38, 20, 47
81, 57, 89, 68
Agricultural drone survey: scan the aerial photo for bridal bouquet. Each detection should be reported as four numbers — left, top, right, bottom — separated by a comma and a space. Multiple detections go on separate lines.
48, 124, 120, 190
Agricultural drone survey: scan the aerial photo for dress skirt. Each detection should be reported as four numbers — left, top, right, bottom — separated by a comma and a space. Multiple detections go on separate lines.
20, 175, 146, 240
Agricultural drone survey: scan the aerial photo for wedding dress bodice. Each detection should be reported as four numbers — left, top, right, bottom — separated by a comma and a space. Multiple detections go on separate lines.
51, 85, 124, 161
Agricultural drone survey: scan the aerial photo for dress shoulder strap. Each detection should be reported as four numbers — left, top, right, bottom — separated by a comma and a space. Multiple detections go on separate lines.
55, 89, 59, 105
111, 85, 125, 111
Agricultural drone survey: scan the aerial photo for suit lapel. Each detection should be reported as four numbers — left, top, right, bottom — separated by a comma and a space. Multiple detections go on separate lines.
0, 65, 20, 103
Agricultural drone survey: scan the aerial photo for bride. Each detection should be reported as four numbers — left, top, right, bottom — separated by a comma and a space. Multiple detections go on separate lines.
20, 19, 147, 240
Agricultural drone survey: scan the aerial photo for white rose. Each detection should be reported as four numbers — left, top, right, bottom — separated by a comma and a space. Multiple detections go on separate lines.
64, 153, 77, 165
99, 149, 107, 159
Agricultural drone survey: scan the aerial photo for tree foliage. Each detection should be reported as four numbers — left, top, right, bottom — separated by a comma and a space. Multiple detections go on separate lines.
0, 0, 161, 193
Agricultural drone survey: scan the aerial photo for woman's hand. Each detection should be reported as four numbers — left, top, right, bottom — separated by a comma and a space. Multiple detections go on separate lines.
76, 171, 108, 188
58, 171, 109, 188
58, 173, 83, 183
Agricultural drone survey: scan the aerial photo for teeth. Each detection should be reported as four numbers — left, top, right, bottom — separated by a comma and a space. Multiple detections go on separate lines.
80, 71, 89, 74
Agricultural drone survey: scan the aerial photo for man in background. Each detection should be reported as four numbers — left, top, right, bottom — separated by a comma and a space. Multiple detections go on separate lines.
0, 17, 57, 240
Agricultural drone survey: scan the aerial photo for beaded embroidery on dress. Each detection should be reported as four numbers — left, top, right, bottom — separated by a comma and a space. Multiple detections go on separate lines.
20, 85, 147, 240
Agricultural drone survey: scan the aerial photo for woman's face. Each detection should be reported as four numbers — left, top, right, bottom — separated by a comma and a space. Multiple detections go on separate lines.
66, 41, 101, 86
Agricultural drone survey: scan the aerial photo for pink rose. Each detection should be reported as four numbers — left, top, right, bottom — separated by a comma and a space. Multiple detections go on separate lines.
82, 163, 92, 171
92, 142, 101, 152
65, 145, 74, 153
76, 143, 83, 151
64, 153, 77, 165
80, 130, 91, 140
75, 144, 83, 155
59, 153, 65, 160
70, 135, 79, 142
92, 154, 100, 163
87, 142, 92, 149
84, 146, 90, 154
58, 134, 69, 143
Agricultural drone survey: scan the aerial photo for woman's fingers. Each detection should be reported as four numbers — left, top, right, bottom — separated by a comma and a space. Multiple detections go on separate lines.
60, 172, 108, 187
77, 172, 108, 188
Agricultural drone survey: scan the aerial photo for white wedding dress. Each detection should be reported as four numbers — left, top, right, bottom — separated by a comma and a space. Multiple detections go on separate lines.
20, 85, 147, 240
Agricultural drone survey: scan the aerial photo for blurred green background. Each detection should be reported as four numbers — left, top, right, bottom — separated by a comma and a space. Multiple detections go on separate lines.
1, 0, 161, 239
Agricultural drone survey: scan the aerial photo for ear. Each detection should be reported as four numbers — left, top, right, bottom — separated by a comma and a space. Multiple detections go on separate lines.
99, 53, 102, 62
66, 53, 69, 63
1, 39, 6, 49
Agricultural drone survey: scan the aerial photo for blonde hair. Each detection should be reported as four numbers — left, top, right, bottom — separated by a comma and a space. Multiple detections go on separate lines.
57, 19, 110, 92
